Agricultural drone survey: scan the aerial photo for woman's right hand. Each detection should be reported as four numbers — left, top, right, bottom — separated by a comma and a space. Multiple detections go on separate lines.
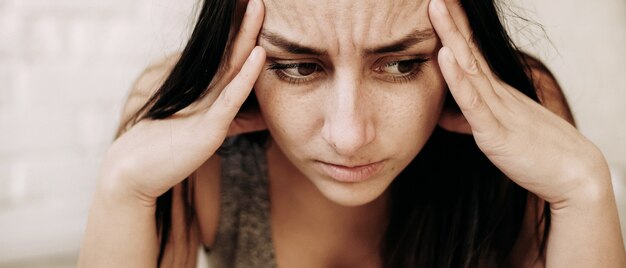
98, 0, 266, 206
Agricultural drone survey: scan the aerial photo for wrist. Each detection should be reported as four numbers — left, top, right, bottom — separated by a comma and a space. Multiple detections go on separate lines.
549, 169, 614, 212
545, 168, 626, 268
95, 172, 158, 211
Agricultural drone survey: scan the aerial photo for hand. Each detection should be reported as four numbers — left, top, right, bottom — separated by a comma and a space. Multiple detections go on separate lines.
98, 0, 266, 204
428, 0, 612, 207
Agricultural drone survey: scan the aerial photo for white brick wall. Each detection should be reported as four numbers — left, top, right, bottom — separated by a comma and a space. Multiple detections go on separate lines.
0, 0, 624, 267
0, 0, 195, 266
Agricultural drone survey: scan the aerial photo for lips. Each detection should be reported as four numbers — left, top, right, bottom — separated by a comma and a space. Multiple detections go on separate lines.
317, 160, 385, 183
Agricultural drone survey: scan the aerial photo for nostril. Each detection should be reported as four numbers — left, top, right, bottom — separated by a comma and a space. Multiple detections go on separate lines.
324, 120, 373, 156
321, 95, 376, 156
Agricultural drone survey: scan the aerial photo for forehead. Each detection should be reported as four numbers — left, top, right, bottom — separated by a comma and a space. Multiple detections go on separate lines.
261, 0, 430, 53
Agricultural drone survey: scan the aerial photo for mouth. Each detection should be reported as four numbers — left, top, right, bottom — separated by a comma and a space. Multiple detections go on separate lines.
316, 160, 385, 183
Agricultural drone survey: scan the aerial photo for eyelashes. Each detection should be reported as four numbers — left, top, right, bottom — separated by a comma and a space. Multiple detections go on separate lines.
267, 62, 322, 85
266, 57, 429, 85
375, 57, 429, 84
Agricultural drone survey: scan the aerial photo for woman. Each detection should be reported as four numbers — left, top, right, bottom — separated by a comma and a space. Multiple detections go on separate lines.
78, 0, 626, 267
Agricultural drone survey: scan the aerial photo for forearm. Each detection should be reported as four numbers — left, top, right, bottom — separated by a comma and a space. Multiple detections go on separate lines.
546, 178, 626, 267
77, 180, 159, 268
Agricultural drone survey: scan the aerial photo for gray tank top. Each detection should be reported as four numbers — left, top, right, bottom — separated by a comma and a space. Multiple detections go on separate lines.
205, 136, 278, 268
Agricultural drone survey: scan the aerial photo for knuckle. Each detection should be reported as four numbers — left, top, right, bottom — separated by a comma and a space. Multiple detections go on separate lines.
219, 88, 243, 111
448, 26, 461, 38
221, 59, 240, 79
467, 39, 479, 52
219, 91, 235, 109
237, 18, 259, 42
451, 70, 464, 86
465, 31, 477, 46
238, 24, 251, 39
466, 90, 484, 110
466, 57, 480, 74
247, 35, 258, 44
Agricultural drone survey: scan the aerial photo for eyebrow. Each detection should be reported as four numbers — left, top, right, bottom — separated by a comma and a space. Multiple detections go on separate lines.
367, 29, 435, 54
259, 29, 435, 56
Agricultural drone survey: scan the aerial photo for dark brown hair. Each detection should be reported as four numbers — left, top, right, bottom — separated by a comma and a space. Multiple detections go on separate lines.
122, 0, 550, 267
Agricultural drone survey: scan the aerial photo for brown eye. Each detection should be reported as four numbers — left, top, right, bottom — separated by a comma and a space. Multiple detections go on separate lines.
382, 59, 424, 75
374, 57, 429, 83
268, 62, 324, 84
285, 63, 318, 76
397, 61, 417, 73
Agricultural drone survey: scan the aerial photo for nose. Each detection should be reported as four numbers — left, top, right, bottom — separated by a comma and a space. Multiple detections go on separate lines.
321, 74, 376, 156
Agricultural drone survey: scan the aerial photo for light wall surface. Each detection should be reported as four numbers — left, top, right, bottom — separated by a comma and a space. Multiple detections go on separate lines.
0, 0, 197, 266
507, 0, 626, 169
0, 0, 624, 267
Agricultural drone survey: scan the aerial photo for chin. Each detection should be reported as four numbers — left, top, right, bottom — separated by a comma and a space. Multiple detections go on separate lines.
312, 176, 392, 207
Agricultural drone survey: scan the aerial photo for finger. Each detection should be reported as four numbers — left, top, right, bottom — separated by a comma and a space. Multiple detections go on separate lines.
224, 0, 265, 76
429, 0, 492, 76
438, 47, 500, 135
429, 0, 480, 74
231, 0, 252, 33
442, 0, 472, 46
429, 0, 500, 104
205, 46, 266, 136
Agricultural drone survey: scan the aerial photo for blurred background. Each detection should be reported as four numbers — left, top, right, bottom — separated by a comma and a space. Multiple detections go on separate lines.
0, 0, 624, 267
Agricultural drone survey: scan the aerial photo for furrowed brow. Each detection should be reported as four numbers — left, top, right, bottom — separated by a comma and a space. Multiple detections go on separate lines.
259, 28, 435, 56
365, 29, 435, 54
259, 31, 327, 56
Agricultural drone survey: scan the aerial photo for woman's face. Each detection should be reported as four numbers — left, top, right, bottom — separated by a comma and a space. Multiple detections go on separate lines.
254, 0, 446, 206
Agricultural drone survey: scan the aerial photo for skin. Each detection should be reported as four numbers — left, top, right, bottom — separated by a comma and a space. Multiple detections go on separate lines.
78, 0, 626, 267
256, 0, 445, 207
250, 2, 447, 266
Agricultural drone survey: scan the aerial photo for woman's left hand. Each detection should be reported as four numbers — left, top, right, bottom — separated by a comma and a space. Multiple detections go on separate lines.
427, 0, 612, 208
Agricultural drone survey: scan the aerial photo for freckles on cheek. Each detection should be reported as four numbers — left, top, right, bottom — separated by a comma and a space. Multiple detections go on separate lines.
273, 98, 319, 139
267, 99, 294, 136
255, 89, 317, 142
255, 73, 326, 140
415, 68, 447, 118
391, 82, 445, 135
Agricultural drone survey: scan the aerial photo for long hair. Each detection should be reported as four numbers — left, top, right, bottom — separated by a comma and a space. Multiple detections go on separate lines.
121, 0, 551, 267
381, 1, 550, 267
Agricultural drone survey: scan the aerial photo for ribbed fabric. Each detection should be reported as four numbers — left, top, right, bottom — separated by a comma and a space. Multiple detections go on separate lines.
205, 136, 277, 268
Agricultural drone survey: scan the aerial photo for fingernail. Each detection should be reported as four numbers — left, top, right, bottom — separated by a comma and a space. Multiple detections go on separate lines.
247, 0, 257, 14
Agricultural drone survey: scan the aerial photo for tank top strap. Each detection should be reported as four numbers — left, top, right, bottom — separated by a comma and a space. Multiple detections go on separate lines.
207, 135, 277, 268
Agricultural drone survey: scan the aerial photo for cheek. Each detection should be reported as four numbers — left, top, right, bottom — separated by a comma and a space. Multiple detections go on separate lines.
384, 67, 446, 126
253, 74, 320, 144
414, 65, 447, 125
376, 66, 447, 155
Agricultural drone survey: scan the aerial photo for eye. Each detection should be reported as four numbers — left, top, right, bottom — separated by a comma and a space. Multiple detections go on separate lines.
374, 57, 429, 83
384, 60, 420, 75
268, 62, 323, 84
380, 58, 427, 75
282, 63, 319, 77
